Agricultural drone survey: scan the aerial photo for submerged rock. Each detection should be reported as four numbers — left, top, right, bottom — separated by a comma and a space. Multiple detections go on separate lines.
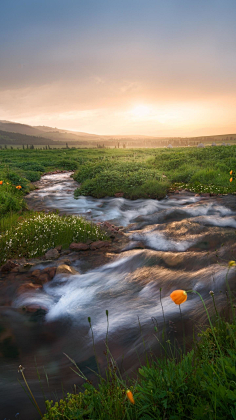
17, 282, 42, 295
41, 266, 57, 279
56, 264, 80, 275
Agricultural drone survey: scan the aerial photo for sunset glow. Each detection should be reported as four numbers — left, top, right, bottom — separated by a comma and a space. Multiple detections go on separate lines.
130, 105, 152, 119
0, 1, 236, 136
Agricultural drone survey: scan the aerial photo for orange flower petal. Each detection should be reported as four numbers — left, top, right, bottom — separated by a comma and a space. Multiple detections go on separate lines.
126, 389, 135, 404
170, 290, 187, 305
230, 178, 233, 182
230, 170, 233, 175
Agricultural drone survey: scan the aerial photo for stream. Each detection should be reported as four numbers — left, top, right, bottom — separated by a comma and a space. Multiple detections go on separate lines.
1, 172, 236, 419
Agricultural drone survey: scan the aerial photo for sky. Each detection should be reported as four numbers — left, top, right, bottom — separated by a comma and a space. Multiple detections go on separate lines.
1, 0, 236, 136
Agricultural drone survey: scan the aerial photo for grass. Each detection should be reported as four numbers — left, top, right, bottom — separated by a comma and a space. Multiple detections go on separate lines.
0, 146, 236, 205
33, 278, 236, 420
73, 146, 236, 198
0, 212, 108, 265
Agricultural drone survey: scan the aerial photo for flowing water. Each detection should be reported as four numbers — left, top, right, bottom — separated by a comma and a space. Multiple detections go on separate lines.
1, 172, 236, 419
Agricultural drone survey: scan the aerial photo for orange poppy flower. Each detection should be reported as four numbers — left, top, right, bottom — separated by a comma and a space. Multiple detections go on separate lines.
16, 185, 22, 189
230, 170, 233, 175
170, 290, 187, 305
126, 389, 135, 404
0, 181, 3, 185
230, 178, 233, 182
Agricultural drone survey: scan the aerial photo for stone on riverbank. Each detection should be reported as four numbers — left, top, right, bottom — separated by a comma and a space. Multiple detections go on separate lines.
45, 248, 60, 259
69, 242, 89, 251
90, 240, 111, 250
0, 260, 19, 273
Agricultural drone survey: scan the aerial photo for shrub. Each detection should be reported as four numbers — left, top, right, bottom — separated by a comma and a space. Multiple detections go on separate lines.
74, 163, 164, 199
6, 171, 28, 189
24, 170, 41, 182
57, 159, 78, 171
0, 191, 25, 215
15, 162, 45, 172
190, 169, 226, 185
127, 180, 170, 199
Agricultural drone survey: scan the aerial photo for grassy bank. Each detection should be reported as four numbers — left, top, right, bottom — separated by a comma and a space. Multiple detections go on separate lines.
73, 146, 236, 198
0, 212, 108, 265
22, 283, 236, 420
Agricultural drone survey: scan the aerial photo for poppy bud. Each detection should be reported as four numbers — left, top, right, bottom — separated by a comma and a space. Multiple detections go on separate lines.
126, 389, 135, 404
170, 290, 187, 305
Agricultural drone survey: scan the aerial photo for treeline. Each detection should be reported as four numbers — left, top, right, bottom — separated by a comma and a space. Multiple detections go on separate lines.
96, 135, 236, 149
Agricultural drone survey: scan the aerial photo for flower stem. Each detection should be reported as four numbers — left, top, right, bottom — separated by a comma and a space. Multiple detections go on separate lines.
187, 290, 226, 380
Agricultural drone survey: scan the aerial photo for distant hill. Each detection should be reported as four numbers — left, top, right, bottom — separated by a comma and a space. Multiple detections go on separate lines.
0, 129, 58, 146
0, 121, 44, 136
0, 120, 236, 148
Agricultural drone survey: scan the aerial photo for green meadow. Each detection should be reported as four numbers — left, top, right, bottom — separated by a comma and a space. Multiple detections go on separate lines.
1, 145, 236, 206
0, 145, 236, 264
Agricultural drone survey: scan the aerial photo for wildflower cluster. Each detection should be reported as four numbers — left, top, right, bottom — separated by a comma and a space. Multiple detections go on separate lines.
171, 182, 234, 195
0, 180, 22, 189
0, 212, 108, 265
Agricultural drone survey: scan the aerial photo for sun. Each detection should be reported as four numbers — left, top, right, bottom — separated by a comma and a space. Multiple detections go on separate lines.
130, 104, 151, 118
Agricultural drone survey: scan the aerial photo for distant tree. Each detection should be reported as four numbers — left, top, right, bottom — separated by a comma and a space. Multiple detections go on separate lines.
23, 144, 25, 149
